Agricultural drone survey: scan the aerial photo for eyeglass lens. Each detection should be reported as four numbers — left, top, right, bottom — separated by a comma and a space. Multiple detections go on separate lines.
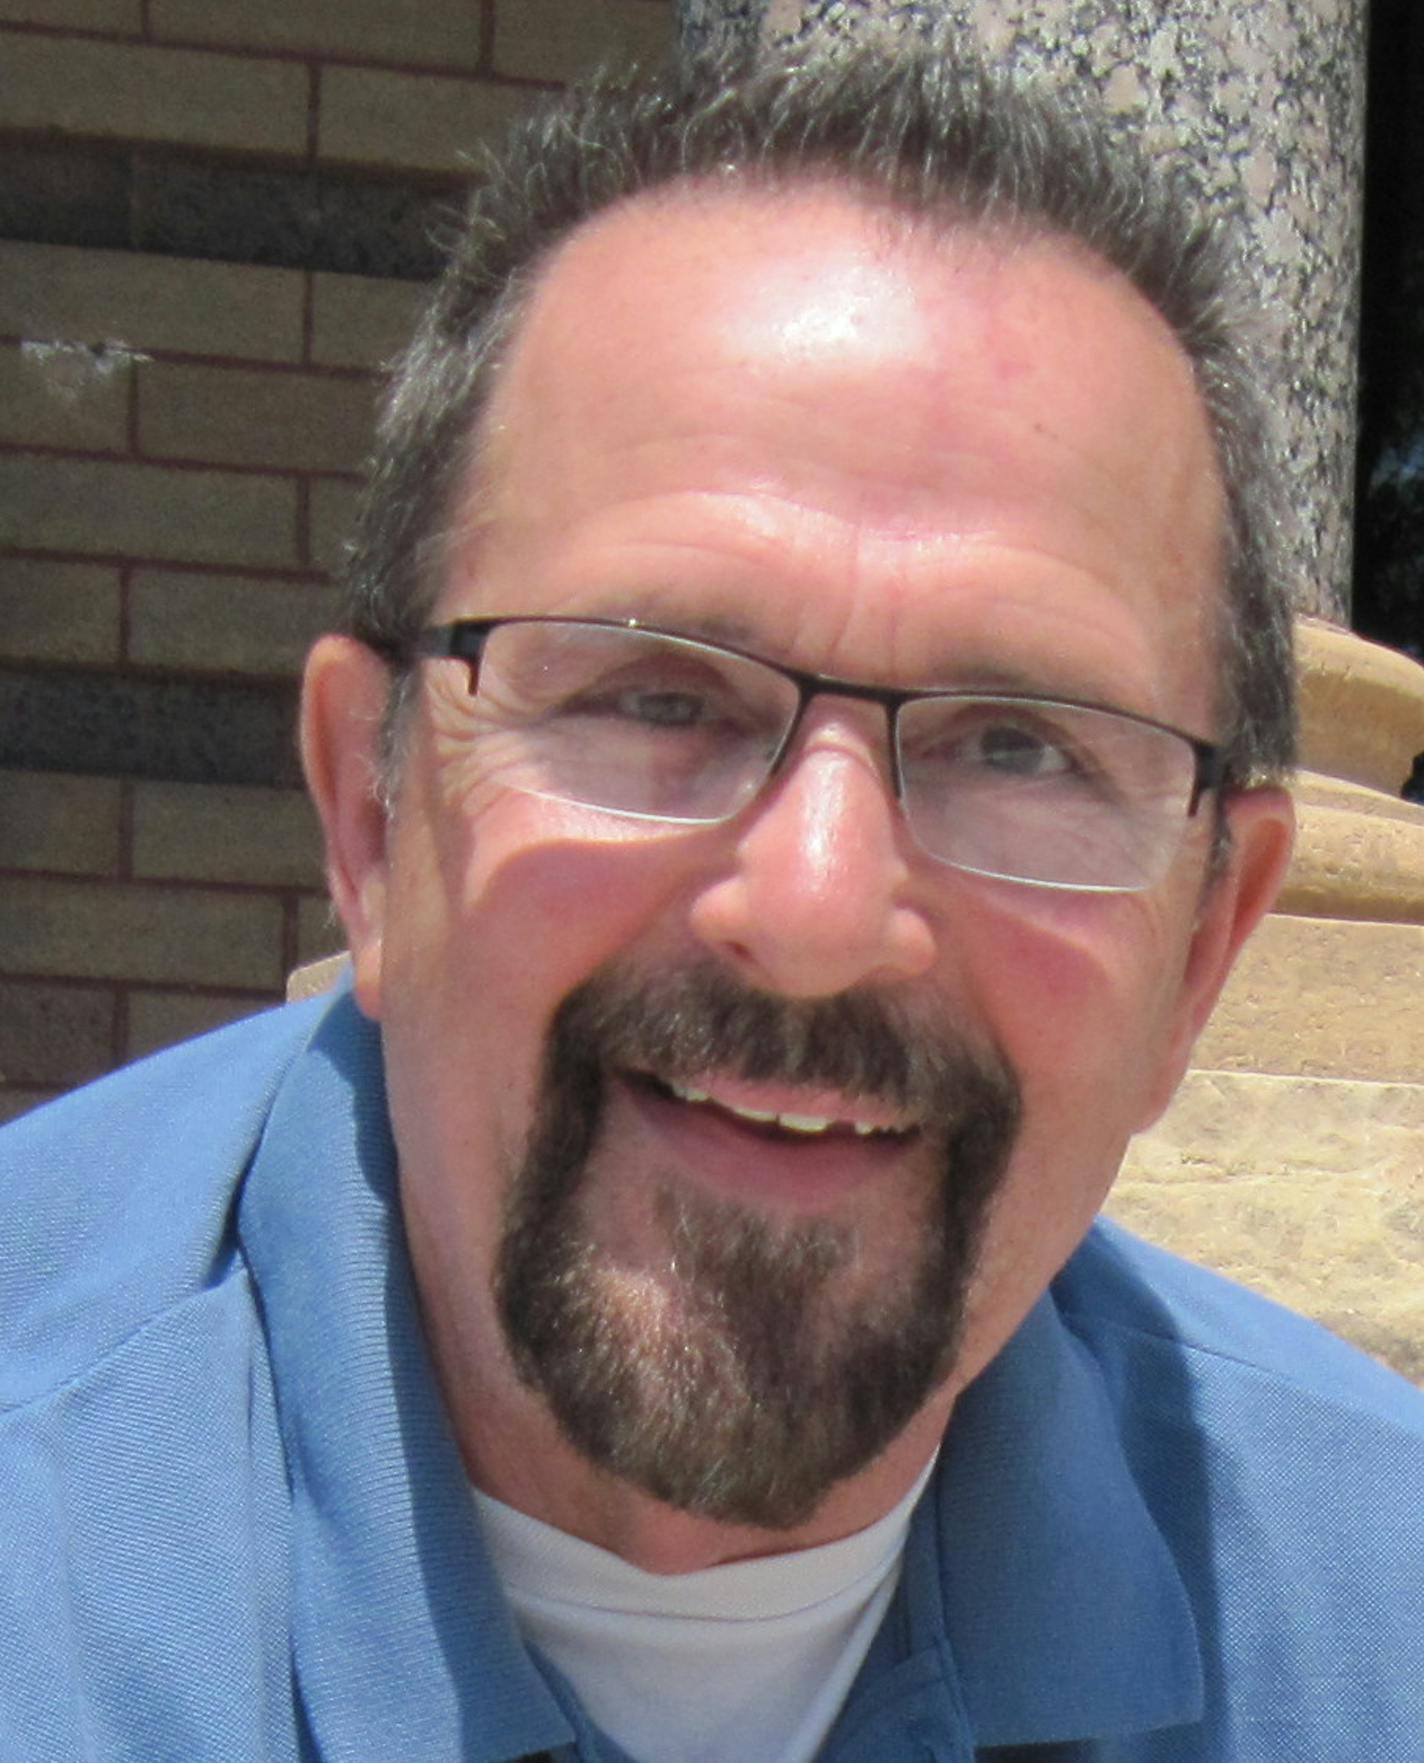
458, 620, 1201, 892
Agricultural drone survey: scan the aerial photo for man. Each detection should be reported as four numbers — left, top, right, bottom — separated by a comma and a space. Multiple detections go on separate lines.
4, 32, 1422, 1763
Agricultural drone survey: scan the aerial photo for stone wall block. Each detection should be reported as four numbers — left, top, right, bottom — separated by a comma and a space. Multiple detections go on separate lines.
317, 66, 525, 175
131, 781, 325, 888
0, 242, 306, 366
1125, 627, 1424, 1378
0, 456, 299, 568
0, 875, 285, 989
0, 342, 132, 452
0, 0, 139, 25
1280, 779, 1424, 925
0, 979, 116, 1088
149, 0, 485, 69
0, 561, 122, 666
0, 35, 310, 157
494, 0, 673, 83
310, 274, 425, 372
127, 571, 339, 677
0, 769, 122, 875
1116, 1070, 1424, 1383
1196, 915, 1424, 1087
124, 989, 263, 1062
138, 362, 376, 474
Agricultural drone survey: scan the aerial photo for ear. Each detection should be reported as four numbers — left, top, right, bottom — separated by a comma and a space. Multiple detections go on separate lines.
1138, 783, 1296, 1128
301, 635, 394, 1020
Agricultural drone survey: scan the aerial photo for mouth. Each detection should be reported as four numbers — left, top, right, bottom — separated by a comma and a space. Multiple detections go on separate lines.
615, 1068, 921, 1209
638, 1072, 917, 1143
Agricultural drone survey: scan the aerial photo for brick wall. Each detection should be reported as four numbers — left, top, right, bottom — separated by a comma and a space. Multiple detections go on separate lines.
0, 0, 674, 1121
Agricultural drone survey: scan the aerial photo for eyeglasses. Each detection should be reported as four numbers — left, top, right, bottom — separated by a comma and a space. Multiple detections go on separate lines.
400, 615, 1225, 893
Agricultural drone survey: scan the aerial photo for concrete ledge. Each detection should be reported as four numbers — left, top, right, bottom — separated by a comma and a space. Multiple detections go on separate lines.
1195, 914, 1424, 1084
287, 952, 348, 1000
1296, 619, 1424, 795
1116, 1068, 1424, 1383
1279, 775, 1424, 922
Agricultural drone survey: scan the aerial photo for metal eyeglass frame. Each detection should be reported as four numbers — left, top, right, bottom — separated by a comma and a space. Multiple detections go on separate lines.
395, 613, 1227, 814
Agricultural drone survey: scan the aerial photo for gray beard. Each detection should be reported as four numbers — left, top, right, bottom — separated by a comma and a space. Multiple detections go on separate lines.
495, 962, 1021, 1530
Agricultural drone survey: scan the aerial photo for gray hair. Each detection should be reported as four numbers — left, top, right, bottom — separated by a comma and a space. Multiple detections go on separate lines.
345, 31, 1296, 784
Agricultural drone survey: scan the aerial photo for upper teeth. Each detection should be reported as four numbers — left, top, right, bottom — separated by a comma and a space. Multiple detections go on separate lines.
667, 1079, 888, 1137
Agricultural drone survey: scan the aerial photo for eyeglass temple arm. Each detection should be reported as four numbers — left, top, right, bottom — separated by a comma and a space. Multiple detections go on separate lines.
371, 622, 494, 689
1188, 740, 1229, 815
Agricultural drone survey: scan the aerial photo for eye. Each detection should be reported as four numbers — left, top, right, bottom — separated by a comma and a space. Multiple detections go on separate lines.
583, 685, 718, 728
966, 721, 1073, 777
911, 706, 1082, 778
557, 669, 751, 734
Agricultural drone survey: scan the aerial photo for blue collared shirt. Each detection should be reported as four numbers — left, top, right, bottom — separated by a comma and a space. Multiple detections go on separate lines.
3, 992, 1422, 1760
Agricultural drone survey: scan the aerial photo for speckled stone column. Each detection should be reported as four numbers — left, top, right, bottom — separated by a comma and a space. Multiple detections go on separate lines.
676, 0, 1368, 622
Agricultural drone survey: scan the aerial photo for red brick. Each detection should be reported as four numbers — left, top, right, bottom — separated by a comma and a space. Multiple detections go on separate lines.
127, 571, 339, 676
131, 782, 325, 887
149, 0, 484, 71
0, 456, 299, 569
310, 274, 424, 371
492, 0, 672, 83
139, 362, 376, 474
0, 560, 121, 665
0, 0, 139, 26
0, 875, 286, 989
318, 65, 526, 174
0, 242, 305, 365
0, 341, 132, 452
0, 770, 123, 876
0, 978, 116, 1085
0, 34, 308, 156
125, 988, 263, 1061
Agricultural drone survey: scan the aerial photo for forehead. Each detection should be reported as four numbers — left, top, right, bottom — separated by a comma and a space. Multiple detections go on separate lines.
461, 181, 1225, 713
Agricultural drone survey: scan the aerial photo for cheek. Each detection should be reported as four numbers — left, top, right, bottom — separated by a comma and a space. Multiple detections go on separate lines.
384, 778, 726, 1128
953, 884, 1187, 1115
947, 890, 1193, 1384
376, 798, 674, 1284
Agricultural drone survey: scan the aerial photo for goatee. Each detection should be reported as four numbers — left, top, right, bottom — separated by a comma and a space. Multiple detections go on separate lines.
495, 962, 1020, 1529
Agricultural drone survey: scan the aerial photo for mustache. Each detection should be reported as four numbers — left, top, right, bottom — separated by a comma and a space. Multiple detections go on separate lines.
543, 959, 1022, 1141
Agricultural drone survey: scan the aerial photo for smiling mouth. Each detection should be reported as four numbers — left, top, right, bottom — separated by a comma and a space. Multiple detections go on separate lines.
627, 1070, 918, 1145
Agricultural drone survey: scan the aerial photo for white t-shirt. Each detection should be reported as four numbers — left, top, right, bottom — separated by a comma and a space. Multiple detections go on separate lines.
472, 1457, 935, 1763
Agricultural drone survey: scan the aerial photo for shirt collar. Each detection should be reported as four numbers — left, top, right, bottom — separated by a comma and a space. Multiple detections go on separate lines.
239, 991, 573, 1763
902, 1291, 1205, 1748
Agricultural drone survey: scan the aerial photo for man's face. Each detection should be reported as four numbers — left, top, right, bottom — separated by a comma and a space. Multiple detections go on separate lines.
307, 185, 1290, 1533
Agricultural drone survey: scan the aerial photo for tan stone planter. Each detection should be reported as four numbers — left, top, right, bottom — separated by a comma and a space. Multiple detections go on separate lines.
1115, 621, 1424, 1382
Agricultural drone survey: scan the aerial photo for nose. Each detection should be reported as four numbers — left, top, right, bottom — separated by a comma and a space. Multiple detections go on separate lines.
687, 723, 937, 998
